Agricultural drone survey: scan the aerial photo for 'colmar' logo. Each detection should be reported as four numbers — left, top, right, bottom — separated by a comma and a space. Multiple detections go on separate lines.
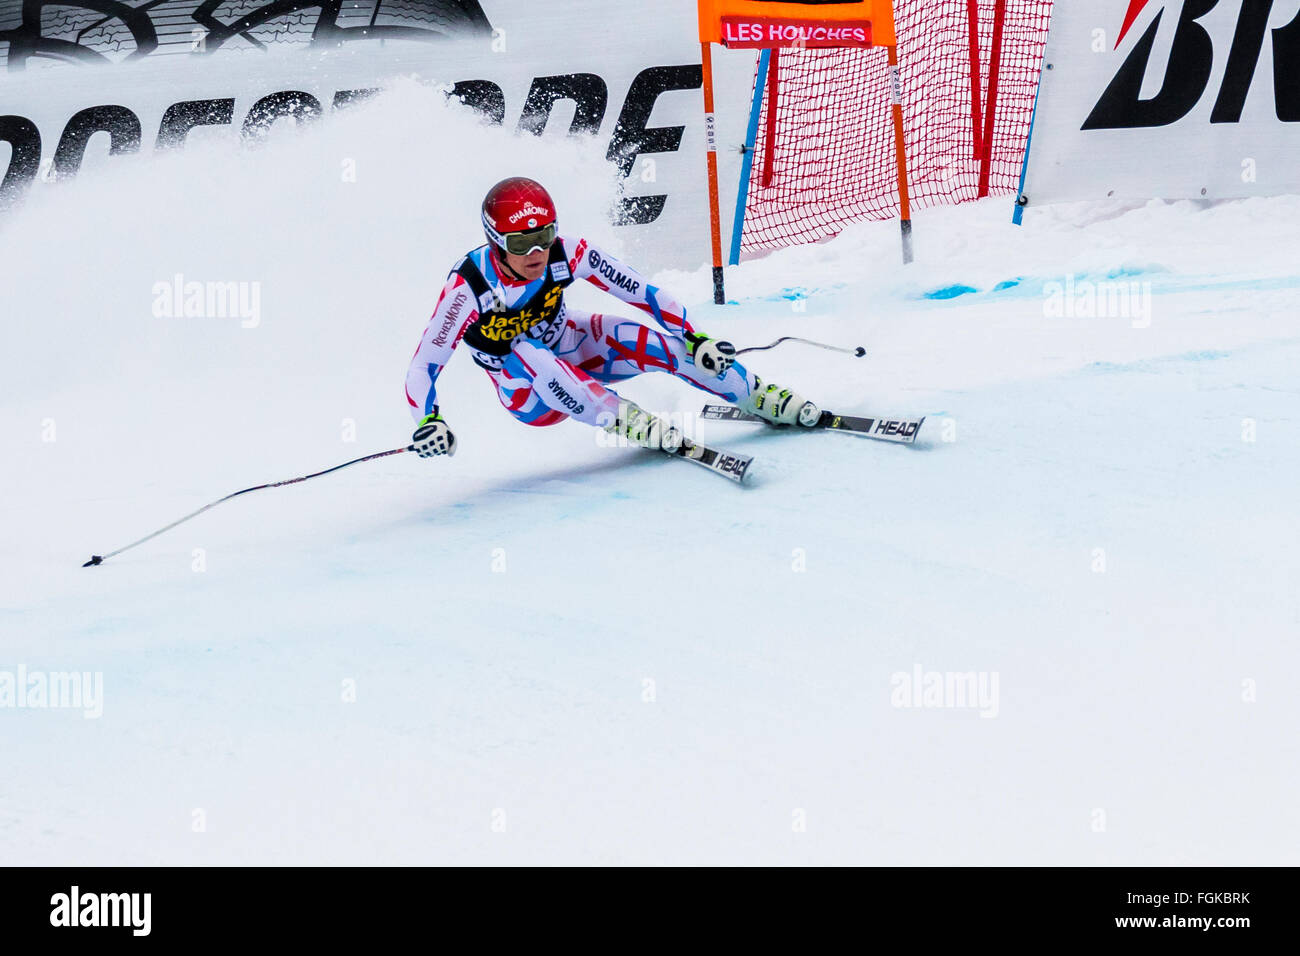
546, 378, 585, 414
1084, 0, 1300, 130
587, 250, 641, 295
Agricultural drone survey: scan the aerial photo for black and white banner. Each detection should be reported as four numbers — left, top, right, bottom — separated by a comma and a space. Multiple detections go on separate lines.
0, 0, 756, 268
1021, 0, 1300, 206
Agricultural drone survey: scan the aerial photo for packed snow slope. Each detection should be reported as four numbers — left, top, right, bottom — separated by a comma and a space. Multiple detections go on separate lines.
3, 83, 1298, 865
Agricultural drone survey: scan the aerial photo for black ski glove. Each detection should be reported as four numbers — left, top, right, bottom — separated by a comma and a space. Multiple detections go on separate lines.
685, 332, 737, 377
411, 410, 456, 458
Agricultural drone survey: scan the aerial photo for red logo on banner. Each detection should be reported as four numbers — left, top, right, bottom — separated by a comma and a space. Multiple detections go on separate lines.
719, 16, 874, 49
1115, 0, 1152, 49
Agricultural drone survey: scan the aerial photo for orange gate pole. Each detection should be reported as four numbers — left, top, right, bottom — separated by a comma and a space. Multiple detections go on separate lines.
701, 41, 726, 304
888, 43, 914, 264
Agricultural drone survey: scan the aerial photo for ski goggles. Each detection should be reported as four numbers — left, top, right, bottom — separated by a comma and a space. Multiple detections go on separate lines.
500, 222, 557, 256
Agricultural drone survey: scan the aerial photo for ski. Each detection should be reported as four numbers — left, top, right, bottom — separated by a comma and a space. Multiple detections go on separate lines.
700, 404, 925, 445
671, 436, 753, 483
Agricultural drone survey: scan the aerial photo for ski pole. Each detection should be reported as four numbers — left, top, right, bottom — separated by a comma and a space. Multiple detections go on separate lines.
736, 336, 866, 358
82, 444, 415, 567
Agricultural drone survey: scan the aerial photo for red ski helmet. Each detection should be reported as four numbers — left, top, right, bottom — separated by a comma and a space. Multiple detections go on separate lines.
482, 177, 558, 256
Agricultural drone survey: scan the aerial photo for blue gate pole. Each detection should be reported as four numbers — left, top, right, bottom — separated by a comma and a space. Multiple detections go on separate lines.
1012, 69, 1043, 226
730, 49, 771, 266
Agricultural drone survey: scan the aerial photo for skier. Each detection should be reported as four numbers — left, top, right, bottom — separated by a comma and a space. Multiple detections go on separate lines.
404, 177, 821, 459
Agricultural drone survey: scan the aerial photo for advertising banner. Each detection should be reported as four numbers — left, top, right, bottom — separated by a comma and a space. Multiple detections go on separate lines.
0, 0, 758, 269
1021, 0, 1300, 208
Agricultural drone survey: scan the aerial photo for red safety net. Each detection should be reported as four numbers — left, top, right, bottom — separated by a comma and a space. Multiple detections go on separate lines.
738, 0, 1055, 257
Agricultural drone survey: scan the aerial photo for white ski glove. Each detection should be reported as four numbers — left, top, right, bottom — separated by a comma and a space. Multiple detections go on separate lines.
686, 332, 736, 377
411, 411, 457, 458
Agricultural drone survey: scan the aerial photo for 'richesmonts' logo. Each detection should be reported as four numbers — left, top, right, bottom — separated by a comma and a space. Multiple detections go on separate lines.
0, 0, 493, 71
1083, 0, 1300, 130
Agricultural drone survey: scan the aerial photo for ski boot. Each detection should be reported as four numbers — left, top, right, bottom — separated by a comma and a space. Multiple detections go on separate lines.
742, 377, 821, 427
604, 400, 683, 452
